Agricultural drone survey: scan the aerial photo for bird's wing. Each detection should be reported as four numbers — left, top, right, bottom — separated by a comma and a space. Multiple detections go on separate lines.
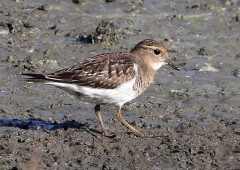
45, 52, 136, 89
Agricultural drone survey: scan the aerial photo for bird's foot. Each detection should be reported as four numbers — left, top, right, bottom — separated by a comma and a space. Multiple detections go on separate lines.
102, 128, 117, 138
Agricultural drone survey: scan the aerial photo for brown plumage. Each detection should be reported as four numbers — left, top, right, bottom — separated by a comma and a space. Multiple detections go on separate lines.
43, 52, 135, 89
22, 39, 179, 137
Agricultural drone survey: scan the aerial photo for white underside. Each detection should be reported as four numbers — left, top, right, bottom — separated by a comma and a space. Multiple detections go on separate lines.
46, 77, 138, 106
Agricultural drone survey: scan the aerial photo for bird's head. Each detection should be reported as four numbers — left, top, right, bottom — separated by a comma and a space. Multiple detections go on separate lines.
131, 39, 179, 71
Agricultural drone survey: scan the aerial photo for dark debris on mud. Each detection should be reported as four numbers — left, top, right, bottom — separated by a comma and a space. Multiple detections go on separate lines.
75, 20, 119, 45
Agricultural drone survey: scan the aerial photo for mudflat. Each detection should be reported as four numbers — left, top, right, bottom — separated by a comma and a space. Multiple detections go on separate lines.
0, 0, 239, 169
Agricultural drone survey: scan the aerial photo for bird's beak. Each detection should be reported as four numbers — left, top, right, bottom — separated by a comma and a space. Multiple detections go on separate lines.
166, 61, 180, 71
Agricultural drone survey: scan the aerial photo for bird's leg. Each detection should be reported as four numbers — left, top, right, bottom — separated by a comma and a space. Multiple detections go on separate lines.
116, 106, 144, 137
94, 105, 109, 136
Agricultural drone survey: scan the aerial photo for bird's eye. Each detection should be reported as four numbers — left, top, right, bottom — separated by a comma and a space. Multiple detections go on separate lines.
154, 49, 161, 55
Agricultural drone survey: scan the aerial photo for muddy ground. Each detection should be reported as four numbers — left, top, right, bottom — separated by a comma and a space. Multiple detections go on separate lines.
0, 0, 240, 169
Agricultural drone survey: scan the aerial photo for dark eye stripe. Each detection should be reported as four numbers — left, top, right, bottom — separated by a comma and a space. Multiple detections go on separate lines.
140, 45, 163, 55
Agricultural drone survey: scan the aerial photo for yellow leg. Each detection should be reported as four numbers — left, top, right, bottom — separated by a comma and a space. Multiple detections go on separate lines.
94, 105, 108, 135
116, 106, 144, 137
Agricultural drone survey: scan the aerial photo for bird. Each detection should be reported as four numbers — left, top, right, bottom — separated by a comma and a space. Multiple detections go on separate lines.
22, 39, 180, 137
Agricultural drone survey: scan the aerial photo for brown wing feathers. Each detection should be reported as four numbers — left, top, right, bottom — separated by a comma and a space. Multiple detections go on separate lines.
22, 52, 136, 89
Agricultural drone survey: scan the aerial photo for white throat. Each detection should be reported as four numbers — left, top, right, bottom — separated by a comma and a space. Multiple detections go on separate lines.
150, 61, 167, 71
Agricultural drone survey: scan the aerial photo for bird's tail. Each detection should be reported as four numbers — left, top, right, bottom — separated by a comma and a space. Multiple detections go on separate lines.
21, 73, 48, 83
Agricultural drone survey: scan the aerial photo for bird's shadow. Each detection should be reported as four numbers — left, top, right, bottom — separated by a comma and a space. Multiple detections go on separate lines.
0, 117, 101, 136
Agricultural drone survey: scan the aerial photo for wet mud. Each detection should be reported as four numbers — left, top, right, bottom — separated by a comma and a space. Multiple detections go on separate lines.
0, 0, 239, 169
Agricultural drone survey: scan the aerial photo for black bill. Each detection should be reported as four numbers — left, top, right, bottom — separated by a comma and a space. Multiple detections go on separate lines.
167, 62, 180, 71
